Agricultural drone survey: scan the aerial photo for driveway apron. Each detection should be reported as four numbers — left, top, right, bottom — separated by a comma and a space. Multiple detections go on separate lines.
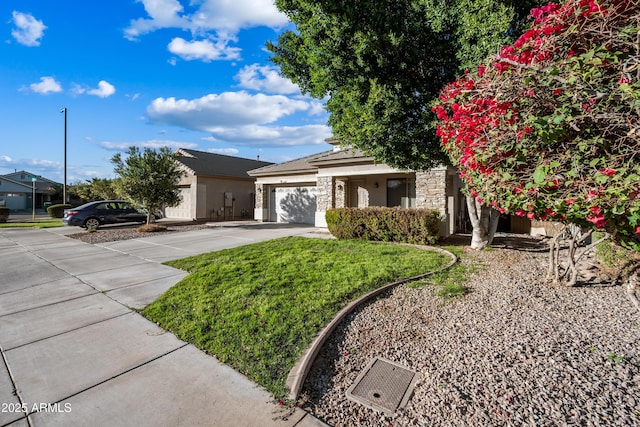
0, 225, 326, 427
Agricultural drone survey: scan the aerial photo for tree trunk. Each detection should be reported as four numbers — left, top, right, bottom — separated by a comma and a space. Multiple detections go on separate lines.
466, 195, 500, 250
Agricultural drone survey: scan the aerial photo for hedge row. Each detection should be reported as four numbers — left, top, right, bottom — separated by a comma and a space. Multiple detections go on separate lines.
326, 207, 441, 245
47, 204, 73, 218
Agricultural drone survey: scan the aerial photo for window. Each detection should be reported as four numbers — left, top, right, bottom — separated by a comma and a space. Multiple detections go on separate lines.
387, 178, 416, 208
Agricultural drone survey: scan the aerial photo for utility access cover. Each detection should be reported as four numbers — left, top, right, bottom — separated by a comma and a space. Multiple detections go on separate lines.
346, 357, 419, 415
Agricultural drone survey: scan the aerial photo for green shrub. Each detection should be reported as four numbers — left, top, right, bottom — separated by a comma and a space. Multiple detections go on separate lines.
0, 207, 9, 223
326, 207, 441, 245
47, 204, 72, 218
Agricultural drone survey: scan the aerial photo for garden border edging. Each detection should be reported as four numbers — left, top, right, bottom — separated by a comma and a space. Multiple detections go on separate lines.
285, 245, 458, 400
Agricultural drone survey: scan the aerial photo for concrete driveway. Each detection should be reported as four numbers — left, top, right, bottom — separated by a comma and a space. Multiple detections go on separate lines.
0, 224, 327, 427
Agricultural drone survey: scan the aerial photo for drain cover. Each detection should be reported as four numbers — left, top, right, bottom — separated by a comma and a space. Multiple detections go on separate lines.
346, 357, 419, 414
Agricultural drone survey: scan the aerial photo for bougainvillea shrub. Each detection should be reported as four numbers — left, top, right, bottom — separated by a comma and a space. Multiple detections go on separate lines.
433, 0, 640, 249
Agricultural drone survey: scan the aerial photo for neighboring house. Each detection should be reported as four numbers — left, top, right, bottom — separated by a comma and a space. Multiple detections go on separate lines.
0, 171, 60, 210
164, 149, 273, 221
249, 141, 469, 237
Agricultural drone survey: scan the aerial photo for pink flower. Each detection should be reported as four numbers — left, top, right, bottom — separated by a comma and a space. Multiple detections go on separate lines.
586, 214, 606, 228
635, 226, 640, 234
477, 65, 486, 77
599, 167, 616, 176
515, 210, 526, 217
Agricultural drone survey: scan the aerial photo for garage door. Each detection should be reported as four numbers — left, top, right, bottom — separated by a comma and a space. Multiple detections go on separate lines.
273, 186, 317, 224
164, 187, 193, 219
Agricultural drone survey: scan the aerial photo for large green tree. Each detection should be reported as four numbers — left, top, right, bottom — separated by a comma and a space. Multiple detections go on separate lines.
111, 147, 185, 224
270, 0, 543, 248
270, 0, 542, 170
69, 177, 119, 204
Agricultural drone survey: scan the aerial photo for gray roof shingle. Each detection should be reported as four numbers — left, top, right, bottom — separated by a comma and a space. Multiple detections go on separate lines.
176, 149, 273, 179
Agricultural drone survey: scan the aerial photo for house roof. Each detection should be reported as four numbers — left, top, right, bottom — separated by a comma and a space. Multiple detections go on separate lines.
176, 149, 273, 179
308, 147, 375, 166
0, 171, 60, 193
247, 150, 334, 177
248, 147, 382, 177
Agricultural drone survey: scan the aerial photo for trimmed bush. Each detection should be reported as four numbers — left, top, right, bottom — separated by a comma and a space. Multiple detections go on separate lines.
0, 207, 9, 223
326, 207, 441, 245
47, 204, 72, 219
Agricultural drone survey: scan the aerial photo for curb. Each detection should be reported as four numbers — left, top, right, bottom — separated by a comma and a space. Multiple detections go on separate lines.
285, 245, 458, 400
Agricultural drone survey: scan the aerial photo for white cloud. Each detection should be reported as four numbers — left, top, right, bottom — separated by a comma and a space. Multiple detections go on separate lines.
126, 0, 288, 39
11, 11, 47, 47
203, 124, 331, 147
168, 37, 241, 61
147, 91, 311, 130
71, 81, 116, 98
192, 0, 289, 33
146, 91, 330, 148
124, 0, 289, 62
88, 80, 116, 98
206, 148, 239, 155
28, 76, 62, 95
99, 139, 198, 151
235, 64, 300, 95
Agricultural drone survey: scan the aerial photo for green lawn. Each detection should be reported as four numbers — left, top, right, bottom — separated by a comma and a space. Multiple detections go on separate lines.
0, 219, 63, 228
143, 236, 453, 399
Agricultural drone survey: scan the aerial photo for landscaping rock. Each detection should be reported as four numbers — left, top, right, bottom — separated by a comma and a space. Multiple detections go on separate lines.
299, 246, 640, 426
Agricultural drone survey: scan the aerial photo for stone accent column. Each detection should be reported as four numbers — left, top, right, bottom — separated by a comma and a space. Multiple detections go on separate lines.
254, 183, 268, 221
255, 183, 266, 209
415, 170, 447, 212
316, 176, 334, 211
335, 178, 348, 209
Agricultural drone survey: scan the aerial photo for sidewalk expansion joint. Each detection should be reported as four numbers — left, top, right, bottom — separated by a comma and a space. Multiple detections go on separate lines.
1, 344, 34, 427
2, 312, 132, 352
22, 343, 189, 419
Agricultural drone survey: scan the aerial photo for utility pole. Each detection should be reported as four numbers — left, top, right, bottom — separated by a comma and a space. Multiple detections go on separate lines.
61, 108, 67, 204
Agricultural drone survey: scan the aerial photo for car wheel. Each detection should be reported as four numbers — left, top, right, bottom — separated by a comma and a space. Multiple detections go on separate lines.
84, 218, 100, 230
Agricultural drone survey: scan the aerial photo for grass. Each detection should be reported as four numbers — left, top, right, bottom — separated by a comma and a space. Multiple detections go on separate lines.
409, 246, 479, 299
0, 219, 63, 228
142, 236, 453, 399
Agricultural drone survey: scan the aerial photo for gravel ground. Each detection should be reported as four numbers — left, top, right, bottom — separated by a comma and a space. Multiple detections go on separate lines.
300, 242, 640, 426
66, 222, 211, 244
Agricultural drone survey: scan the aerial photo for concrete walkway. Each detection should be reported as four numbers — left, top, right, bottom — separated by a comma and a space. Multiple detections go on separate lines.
0, 224, 328, 427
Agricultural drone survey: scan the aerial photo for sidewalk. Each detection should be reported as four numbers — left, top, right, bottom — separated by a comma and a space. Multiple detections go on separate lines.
0, 226, 328, 427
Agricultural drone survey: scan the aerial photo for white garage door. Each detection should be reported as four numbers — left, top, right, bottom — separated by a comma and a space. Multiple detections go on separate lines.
273, 186, 317, 224
165, 187, 193, 219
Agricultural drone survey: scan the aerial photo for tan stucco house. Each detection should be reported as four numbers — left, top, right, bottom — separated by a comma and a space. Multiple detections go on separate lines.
0, 171, 59, 210
164, 149, 273, 221
248, 141, 467, 237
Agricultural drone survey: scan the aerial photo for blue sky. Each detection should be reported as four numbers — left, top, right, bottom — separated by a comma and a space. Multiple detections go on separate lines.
0, 0, 332, 183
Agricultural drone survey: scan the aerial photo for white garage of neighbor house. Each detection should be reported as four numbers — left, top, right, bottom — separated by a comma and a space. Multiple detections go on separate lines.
249, 141, 467, 237
164, 149, 273, 221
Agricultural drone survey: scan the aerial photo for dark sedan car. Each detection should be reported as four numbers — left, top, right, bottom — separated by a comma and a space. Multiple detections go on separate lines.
62, 200, 147, 229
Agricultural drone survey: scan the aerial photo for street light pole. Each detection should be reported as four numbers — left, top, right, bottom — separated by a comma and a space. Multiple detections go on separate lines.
60, 108, 67, 204
32, 177, 36, 221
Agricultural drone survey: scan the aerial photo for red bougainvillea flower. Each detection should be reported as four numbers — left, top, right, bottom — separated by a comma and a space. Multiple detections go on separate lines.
432, 0, 640, 248
599, 167, 616, 176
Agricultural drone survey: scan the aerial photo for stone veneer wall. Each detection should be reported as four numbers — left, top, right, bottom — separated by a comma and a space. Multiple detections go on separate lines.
415, 170, 447, 213
335, 178, 348, 209
316, 176, 334, 212
255, 183, 266, 210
